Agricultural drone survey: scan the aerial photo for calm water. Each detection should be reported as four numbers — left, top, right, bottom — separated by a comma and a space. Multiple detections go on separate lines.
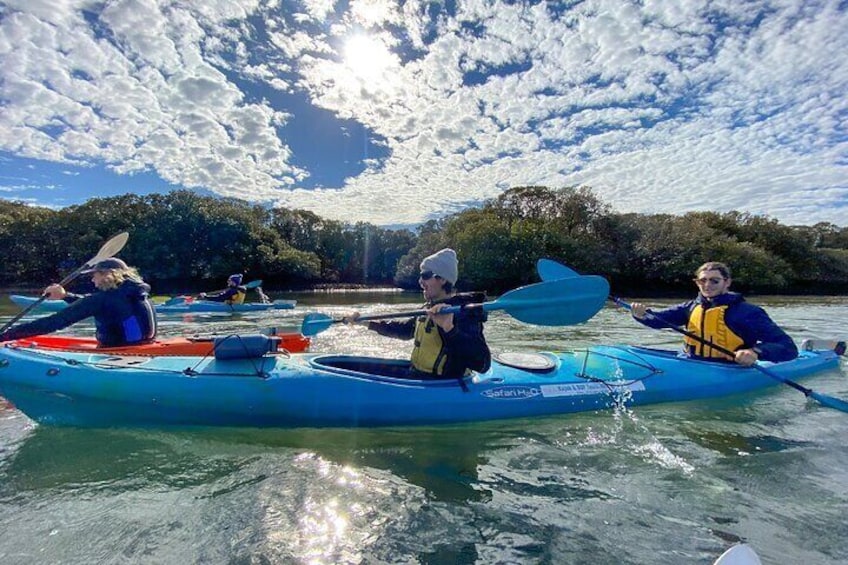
0, 292, 846, 564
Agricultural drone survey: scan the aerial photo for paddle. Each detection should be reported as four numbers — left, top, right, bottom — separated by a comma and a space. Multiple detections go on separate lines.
614, 297, 848, 413
536, 258, 580, 280
301, 276, 610, 337
0, 231, 130, 334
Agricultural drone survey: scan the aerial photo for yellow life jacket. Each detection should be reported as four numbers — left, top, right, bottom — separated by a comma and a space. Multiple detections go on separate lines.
227, 288, 247, 305
410, 316, 449, 376
684, 304, 745, 360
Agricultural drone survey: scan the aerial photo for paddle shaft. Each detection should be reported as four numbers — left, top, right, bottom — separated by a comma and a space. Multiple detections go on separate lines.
302, 276, 610, 336
352, 303, 480, 323
197, 279, 262, 298
612, 297, 816, 396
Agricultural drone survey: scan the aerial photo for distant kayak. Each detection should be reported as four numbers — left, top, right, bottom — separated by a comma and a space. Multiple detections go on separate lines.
8, 295, 68, 312
9, 294, 296, 314
155, 298, 297, 313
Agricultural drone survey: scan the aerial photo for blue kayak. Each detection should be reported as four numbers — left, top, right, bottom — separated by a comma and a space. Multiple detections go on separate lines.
9, 294, 295, 314
8, 295, 67, 312
155, 299, 296, 313
0, 338, 842, 428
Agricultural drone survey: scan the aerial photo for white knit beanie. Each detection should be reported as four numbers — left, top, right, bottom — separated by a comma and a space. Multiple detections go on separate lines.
420, 248, 458, 284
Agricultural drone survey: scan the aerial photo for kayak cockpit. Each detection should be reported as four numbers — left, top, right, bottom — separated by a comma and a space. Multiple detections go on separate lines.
308, 355, 464, 384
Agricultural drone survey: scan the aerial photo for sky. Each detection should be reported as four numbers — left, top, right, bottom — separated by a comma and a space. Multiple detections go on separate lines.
1, 0, 846, 229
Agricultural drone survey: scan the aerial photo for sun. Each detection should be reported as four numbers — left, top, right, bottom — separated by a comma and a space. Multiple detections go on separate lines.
343, 34, 395, 80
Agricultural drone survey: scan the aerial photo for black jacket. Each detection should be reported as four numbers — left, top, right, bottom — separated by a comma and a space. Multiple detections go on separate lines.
368, 292, 491, 378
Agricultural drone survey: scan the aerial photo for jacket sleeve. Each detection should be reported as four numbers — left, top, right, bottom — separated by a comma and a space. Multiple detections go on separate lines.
632, 301, 693, 330
441, 311, 491, 373
368, 318, 416, 340
0, 295, 101, 342
733, 305, 798, 362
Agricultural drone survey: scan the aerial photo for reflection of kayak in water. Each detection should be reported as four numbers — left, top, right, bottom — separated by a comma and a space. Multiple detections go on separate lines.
713, 544, 762, 565
0, 343, 840, 429
9, 294, 297, 314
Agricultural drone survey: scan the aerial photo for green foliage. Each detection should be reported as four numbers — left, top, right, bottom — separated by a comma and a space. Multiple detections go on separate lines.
0, 187, 845, 295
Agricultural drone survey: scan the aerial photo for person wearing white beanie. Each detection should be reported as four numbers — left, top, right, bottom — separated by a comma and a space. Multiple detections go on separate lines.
419, 248, 458, 286
345, 248, 491, 381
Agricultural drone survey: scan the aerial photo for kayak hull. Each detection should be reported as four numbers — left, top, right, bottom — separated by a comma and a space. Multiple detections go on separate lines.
5, 333, 310, 355
0, 344, 840, 428
9, 294, 296, 314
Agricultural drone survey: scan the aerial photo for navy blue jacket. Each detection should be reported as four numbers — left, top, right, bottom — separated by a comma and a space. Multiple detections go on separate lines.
635, 292, 798, 362
0, 280, 157, 347
368, 292, 491, 378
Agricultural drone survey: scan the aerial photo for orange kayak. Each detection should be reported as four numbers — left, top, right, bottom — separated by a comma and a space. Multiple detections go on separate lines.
5, 332, 310, 356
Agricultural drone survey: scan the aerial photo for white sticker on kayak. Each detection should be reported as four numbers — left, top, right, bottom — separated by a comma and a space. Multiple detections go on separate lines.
539, 381, 645, 397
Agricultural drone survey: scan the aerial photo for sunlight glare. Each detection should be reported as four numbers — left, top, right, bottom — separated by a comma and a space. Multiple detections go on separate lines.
344, 35, 395, 80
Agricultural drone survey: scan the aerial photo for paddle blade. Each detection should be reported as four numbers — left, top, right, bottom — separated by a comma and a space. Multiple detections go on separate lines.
536, 259, 580, 281
245, 279, 263, 289
89, 231, 129, 265
301, 312, 335, 336
809, 391, 848, 413
489, 276, 609, 326
162, 296, 189, 307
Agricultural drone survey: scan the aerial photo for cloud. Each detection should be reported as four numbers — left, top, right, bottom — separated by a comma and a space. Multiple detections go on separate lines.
0, 0, 845, 226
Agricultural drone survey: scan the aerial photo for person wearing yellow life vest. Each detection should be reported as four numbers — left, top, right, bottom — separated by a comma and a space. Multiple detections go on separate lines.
629, 261, 798, 366
345, 248, 491, 380
199, 273, 247, 304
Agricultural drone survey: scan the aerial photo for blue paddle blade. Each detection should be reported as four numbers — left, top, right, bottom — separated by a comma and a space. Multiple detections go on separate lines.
536, 258, 580, 281
301, 312, 335, 337
809, 391, 848, 413
485, 276, 609, 326
245, 280, 263, 289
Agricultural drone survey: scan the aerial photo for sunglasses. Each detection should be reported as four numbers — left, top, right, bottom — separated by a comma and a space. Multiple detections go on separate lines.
419, 271, 441, 281
694, 277, 725, 285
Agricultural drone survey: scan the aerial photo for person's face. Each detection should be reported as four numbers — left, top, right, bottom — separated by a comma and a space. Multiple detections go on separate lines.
694, 269, 730, 298
91, 270, 108, 290
419, 270, 447, 301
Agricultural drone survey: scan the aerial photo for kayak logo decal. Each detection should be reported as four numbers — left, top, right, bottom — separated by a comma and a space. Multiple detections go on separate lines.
540, 381, 645, 398
481, 386, 541, 399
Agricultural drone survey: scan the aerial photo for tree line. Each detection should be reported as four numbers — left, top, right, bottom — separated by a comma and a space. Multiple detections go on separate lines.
0, 187, 846, 295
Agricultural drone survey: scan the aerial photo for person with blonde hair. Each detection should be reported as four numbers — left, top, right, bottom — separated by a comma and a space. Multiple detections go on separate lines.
0, 257, 157, 347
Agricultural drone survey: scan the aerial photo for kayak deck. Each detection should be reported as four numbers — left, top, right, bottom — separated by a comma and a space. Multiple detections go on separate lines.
0, 342, 841, 428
